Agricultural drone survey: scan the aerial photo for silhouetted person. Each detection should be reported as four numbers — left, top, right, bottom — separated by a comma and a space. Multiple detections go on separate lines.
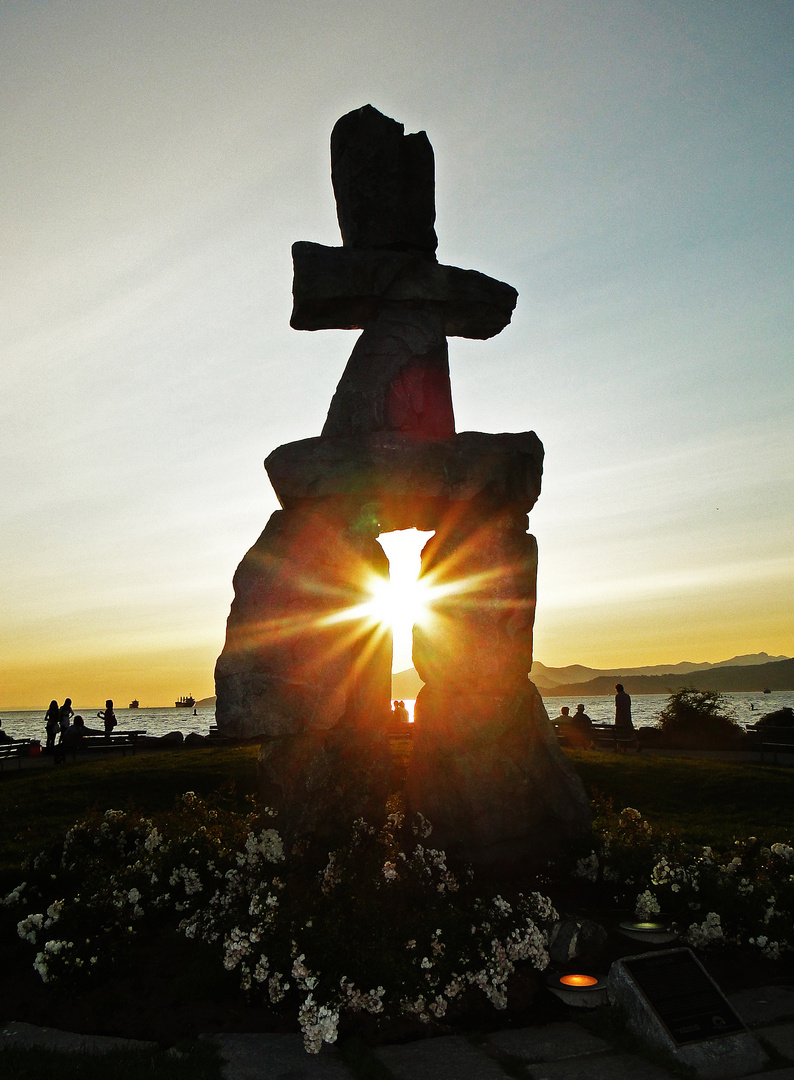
553, 706, 572, 726
44, 699, 60, 751
614, 684, 633, 729
391, 700, 409, 724
98, 699, 117, 738
569, 703, 594, 748
0, 719, 12, 744
615, 683, 638, 749
54, 714, 86, 763
62, 715, 87, 748
58, 698, 74, 735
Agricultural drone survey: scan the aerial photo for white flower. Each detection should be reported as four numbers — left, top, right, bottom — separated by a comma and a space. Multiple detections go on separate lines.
685, 912, 724, 948
573, 853, 599, 882
3, 883, 26, 906
635, 890, 661, 919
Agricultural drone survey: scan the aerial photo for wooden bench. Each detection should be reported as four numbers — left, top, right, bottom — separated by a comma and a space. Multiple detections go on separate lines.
0, 739, 40, 771
56, 731, 147, 763
745, 724, 794, 765
592, 725, 640, 752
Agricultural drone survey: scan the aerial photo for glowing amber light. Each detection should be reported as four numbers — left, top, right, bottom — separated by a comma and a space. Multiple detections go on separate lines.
559, 974, 599, 988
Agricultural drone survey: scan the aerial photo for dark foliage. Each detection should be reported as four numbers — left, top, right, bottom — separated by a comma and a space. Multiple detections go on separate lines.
654, 686, 745, 750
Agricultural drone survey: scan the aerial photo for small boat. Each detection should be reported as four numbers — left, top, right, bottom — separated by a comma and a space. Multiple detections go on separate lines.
763, 688, 772, 694
175, 695, 196, 708
128, 699, 139, 709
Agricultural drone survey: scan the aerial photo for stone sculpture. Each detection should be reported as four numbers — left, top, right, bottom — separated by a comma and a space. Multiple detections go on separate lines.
215, 105, 591, 863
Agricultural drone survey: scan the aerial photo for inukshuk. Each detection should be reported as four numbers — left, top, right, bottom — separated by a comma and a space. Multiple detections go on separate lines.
215, 105, 590, 863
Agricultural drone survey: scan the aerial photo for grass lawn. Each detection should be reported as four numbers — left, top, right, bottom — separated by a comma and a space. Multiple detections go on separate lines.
567, 749, 793, 846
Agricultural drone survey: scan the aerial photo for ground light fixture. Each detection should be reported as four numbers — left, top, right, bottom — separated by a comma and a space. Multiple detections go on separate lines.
545, 971, 607, 1007
618, 919, 680, 945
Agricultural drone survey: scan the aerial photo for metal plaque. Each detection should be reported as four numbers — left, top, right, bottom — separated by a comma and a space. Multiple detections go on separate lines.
622, 949, 745, 1046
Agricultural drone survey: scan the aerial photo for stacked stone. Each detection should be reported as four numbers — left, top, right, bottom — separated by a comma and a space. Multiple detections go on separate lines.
215, 106, 590, 862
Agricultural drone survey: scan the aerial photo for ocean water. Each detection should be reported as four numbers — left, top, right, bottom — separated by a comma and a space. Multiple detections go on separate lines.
0, 706, 217, 743
538, 690, 794, 729
2, 691, 792, 743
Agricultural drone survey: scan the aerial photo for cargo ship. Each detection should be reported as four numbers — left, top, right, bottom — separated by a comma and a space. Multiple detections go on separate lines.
128, 699, 139, 709
175, 695, 196, 708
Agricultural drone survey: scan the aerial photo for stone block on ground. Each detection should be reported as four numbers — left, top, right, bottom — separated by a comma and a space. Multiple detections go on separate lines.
740, 1070, 794, 1080
0, 1021, 157, 1054
207, 1033, 352, 1079
757, 1022, 794, 1061
488, 1021, 609, 1061
518, 1051, 675, 1079
375, 1034, 508, 1080
728, 986, 794, 1026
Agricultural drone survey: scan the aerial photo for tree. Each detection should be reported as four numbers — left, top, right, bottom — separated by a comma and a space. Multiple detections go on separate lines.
655, 686, 744, 750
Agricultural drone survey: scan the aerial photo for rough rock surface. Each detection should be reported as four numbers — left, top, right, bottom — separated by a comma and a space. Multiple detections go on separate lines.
257, 727, 395, 842
608, 950, 768, 1079
215, 506, 391, 738
290, 242, 518, 338
265, 430, 544, 528
330, 103, 437, 253
405, 682, 591, 865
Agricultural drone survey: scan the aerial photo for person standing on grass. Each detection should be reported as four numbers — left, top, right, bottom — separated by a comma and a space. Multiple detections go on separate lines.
614, 684, 633, 730
614, 683, 638, 749
58, 698, 74, 735
44, 699, 60, 750
98, 699, 117, 739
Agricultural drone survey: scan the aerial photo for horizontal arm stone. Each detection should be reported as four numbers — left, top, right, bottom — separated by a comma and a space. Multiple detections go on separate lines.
265, 430, 543, 526
290, 241, 518, 339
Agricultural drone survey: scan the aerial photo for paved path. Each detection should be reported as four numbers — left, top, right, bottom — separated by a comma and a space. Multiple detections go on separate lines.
4, 986, 794, 1079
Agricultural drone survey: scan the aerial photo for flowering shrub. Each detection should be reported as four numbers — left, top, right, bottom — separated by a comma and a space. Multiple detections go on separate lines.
572, 807, 794, 960
6, 790, 792, 1053
2, 794, 557, 1053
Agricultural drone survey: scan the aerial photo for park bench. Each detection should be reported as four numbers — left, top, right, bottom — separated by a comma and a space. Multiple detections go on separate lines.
591, 724, 640, 752
56, 730, 147, 763
0, 739, 41, 771
745, 724, 794, 765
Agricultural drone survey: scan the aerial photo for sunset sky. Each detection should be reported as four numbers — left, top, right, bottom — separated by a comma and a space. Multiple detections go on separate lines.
2, 1, 792, 707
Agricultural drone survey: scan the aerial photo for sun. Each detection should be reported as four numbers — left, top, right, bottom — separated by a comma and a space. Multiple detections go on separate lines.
370, 529, 435, 670
365, 572, 431, 633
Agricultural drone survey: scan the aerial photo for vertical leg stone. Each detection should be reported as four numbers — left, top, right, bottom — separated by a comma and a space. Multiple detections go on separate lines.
215, 504, 392, 738
406, 508, 590, 866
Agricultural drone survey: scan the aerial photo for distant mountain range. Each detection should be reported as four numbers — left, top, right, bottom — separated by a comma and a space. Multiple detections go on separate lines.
391, 653, 792, 699
196, 653, 792, 708
531, 653, 790, 687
